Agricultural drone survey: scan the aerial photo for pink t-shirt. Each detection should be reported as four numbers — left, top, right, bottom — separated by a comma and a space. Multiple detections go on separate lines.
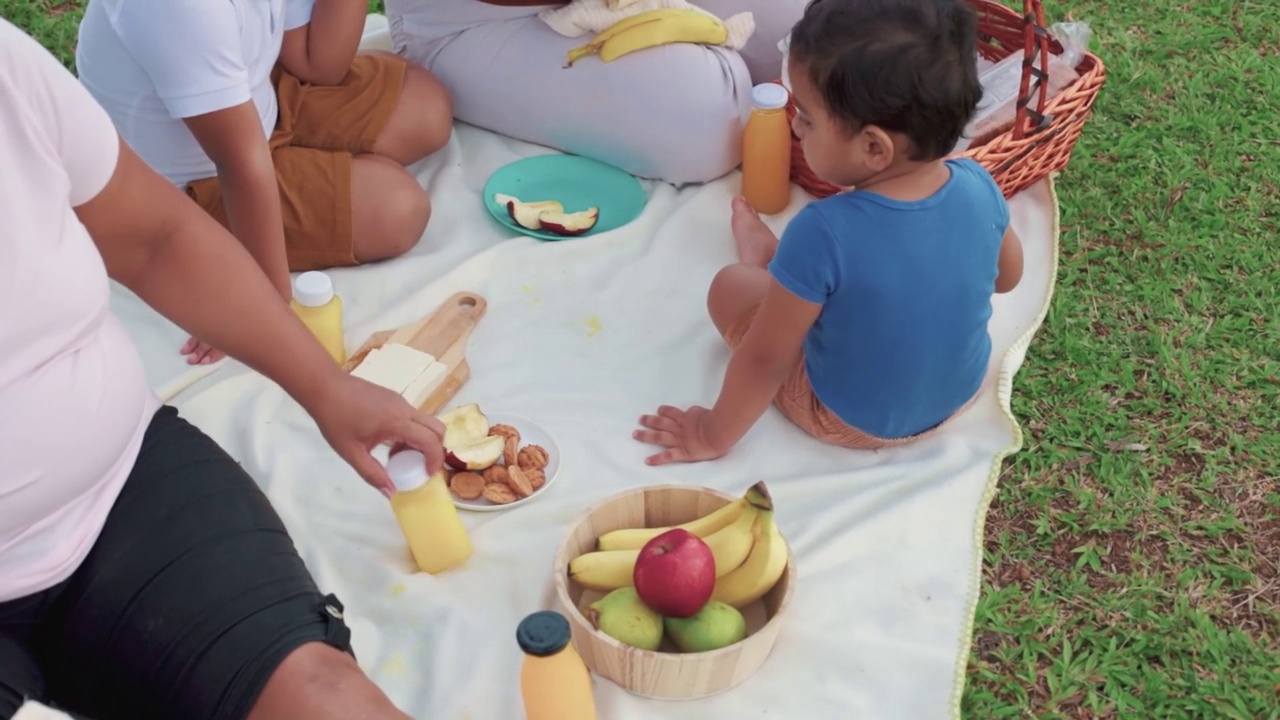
0, 19, 160, 603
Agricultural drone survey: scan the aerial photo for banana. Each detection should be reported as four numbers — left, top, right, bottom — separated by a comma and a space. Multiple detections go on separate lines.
709, 508, 789, 608
596, 498, 746, 551
596, 481, 773, 551
568, 505, 761, 592
565, 9, 728, 67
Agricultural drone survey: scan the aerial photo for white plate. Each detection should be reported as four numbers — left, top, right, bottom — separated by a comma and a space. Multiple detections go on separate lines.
450, 413, 560, 512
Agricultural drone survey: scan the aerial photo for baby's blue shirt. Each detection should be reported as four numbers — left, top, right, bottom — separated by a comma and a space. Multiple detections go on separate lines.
767, 159, 1010, 438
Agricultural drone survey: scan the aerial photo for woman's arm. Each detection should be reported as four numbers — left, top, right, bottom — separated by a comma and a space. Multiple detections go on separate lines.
75, 136, 447, 490
703, 281, 821, 453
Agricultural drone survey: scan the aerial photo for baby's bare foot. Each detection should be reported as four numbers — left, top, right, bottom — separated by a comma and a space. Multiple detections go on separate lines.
731, 196, 778, 267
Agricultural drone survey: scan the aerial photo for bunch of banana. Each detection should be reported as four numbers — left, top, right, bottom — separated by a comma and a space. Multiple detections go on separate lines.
567, 482, 789, 608
565, 8, 729, 67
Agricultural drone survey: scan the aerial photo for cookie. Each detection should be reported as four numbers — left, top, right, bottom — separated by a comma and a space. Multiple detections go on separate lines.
524, 468, 546, 491
489, 424, 521, 465
517, 444, 550, 471
506, 465, 534, 498
482, 482, 517, 505
482, 465, 510, 486
450, 472, 485, 501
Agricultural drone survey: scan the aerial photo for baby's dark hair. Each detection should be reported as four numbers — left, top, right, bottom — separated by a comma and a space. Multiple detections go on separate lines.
789, 0, 983, 161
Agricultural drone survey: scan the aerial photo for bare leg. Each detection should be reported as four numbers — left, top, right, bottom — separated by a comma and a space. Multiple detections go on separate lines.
707, 263, 771, 338
730, 196, 780, 268
350, 155, 430, 262
363, 52, 454, 166
246, 643, 411, 720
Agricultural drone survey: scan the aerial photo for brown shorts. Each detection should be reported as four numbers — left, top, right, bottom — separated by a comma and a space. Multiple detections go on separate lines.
724, 305, 978, 450
185, 54, 408, 271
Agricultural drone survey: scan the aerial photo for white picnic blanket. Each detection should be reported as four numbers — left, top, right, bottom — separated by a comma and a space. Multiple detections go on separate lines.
99, 17, 1061, 720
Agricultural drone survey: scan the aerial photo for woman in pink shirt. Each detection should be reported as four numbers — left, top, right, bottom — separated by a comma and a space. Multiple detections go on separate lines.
1, 19, 432, 720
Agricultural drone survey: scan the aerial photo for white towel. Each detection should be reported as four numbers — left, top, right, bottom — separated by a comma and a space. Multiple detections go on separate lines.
539, 0, 755, 51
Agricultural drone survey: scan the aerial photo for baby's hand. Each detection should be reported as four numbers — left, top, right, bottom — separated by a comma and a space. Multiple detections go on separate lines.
181, 335, 226, 365
633, 405, 726, 465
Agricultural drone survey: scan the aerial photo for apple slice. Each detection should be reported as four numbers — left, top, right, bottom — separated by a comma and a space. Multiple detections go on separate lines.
538, 208, 599, 236
438, 403, 490, 449
503, 196, 565, 231
444, 435, 505, 472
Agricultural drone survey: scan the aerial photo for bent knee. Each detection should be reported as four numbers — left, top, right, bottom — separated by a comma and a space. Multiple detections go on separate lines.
402, 64, 454, 158
351, 160, 430, 262
707, 264, 766, 335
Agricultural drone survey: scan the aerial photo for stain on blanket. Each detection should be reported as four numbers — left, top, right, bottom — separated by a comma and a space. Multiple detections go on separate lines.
379, 652, 407, 678
389, 582, 407, 598
581, 315, 603, 337
521, 285, 541, 305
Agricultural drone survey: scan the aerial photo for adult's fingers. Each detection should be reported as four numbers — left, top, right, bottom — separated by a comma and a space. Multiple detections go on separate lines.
397, 416, 446, 475
345, 446, 395, 497
410, 407, 446, 437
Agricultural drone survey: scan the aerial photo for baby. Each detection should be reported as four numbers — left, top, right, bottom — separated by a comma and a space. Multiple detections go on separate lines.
634, 0, 1024, 464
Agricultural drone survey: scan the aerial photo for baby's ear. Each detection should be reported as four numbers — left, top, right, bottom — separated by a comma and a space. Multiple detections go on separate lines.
859, 125, 896, 171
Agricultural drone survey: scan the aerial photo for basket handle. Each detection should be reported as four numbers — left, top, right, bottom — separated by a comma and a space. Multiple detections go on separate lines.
1012, 0, 1055, 140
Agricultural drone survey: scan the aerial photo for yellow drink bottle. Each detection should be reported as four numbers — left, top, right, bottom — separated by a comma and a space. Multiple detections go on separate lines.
741, 82, 793, 215
290, 271, 346, 364
386, 450, 473, 574
517, 611, 596, 720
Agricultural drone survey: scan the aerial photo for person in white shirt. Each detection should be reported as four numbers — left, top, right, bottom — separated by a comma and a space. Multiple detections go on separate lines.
1, 18, 438, 720
77, 0, 454, 366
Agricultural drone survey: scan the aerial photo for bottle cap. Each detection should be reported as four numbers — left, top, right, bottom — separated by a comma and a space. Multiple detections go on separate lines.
385, 450, 430, 492
516, 611, 571, 657
751, 82, 790, 110
293, 271, 335, 307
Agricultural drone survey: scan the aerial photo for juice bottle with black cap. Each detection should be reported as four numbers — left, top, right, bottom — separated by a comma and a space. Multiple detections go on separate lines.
517, 610, 596, 720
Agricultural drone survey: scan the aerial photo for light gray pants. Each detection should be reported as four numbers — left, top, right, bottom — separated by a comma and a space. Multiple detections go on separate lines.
387, 0, 808, 185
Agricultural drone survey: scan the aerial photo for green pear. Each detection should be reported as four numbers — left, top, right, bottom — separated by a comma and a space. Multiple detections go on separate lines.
663, 601, 747, 653
587, 587, 664, 651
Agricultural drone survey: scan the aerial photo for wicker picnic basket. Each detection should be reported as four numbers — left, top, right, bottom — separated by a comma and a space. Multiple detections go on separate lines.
785, 0, 1106, 199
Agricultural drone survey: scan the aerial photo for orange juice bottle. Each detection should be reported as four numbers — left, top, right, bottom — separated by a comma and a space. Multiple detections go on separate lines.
386, 450, 473, 574
290, 271, 346, 364
741, 82, 793, 215
517, 611, 596, 720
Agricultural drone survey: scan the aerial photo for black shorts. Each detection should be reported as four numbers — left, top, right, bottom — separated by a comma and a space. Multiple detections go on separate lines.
0, 406, 353, 720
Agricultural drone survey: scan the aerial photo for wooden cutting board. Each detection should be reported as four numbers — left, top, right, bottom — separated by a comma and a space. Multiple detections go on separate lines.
341, 291, 487, 415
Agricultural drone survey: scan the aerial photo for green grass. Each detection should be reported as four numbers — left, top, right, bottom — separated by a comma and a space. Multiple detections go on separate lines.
6, 0, 1277, 717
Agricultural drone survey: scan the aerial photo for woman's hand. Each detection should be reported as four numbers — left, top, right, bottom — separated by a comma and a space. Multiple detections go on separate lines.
633, 405, 728, 465
304, 375, 447, 497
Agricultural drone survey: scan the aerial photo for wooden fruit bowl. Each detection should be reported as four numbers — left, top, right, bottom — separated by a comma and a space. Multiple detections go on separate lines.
552, 485, 796, 700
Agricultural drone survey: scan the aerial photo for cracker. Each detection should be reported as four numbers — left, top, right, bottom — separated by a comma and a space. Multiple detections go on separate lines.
449, 472, 485, 501
517, 444, 549, 471
482, 482, 517, 505
507, 465, 534, 498
489, 424, 521, 465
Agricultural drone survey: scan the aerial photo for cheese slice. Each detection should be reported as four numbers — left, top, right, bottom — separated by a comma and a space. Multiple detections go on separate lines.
350, 343, 437, 394
401, 359, 449, 409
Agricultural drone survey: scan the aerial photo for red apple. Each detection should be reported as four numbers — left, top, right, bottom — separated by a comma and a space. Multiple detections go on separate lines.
632, 528, 715, 619
538, 208, 599, 236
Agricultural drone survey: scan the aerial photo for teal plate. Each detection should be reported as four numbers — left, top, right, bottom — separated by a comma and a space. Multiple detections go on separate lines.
482, 154, 648, 241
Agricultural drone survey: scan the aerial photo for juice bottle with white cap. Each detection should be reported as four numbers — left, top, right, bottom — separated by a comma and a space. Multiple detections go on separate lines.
517, 610, 596, 720
290, 271, 346, 364
386, 449, 472, 574
741, 82, 793, 215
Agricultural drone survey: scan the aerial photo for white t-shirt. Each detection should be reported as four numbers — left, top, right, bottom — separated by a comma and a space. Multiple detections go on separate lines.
0, 18, 160, 603
76, 0, 317, 186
